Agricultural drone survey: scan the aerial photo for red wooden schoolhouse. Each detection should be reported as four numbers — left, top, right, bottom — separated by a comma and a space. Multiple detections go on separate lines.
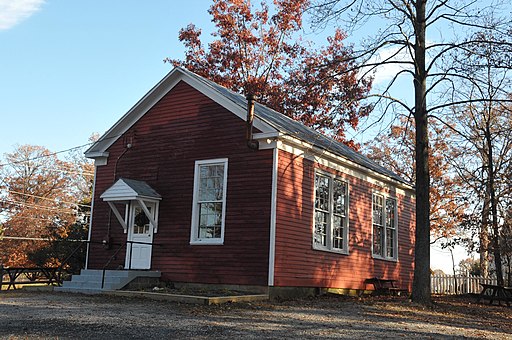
64, 67, 415, 295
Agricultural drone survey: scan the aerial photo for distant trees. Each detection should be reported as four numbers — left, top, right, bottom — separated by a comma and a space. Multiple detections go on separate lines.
167, 0, 372, 147
365, 117, 465, 239
0, 144, 93, 268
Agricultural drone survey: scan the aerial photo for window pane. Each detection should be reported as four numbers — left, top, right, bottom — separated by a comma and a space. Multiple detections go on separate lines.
386, 198, 396, 258
133, 207, 150, 234
332, 215, 344, 249
314, 211, 328, 246
198, 202, 223, 239
373, 224, 383, 256
198, 164, 224, 201
315, 175, 330, 211
333, 179, 346, 216
386, 228, 395, 258
386, 199, 396, 229
373, 194, 383, 226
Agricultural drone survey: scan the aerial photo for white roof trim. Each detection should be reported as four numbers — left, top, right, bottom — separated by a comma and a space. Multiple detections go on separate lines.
278, 135, 415, 193
85, 67, 277, 158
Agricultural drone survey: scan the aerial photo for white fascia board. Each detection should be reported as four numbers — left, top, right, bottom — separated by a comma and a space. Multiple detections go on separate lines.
85, 69, 184, 155
253, 132, 281, 150
84, 152, 109, 167
101, 196, 136, 202
86, 67, 277, 156
278, 135, 415, 196
84, 151, 109, 159
137, 195, 162, 202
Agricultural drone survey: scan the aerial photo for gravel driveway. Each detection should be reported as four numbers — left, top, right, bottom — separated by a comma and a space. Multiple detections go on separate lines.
0, 291, 510, 339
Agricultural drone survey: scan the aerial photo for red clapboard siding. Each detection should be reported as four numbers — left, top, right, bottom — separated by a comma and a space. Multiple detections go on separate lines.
273, 150, 416, 290
88, 81, 273, 286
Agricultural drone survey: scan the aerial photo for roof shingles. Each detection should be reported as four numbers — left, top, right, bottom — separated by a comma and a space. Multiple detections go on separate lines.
179, 67, 410, 185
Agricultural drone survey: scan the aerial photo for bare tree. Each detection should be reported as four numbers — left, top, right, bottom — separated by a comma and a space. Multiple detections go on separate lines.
446, 34, 512, 284
310, 0, 512, 304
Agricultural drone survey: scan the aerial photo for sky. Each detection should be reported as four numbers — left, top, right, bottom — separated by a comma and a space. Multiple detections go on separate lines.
0, 0, 466, 273
0, 0, 215, 156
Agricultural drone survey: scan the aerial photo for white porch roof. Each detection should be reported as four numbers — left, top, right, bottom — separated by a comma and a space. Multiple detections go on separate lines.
100, 178, 162, 202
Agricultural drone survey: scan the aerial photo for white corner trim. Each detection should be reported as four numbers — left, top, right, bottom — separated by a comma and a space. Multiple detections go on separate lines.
85, 166, 97, 270
268, 148, 278, 286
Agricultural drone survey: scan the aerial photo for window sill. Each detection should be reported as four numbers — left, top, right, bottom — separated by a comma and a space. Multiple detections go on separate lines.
372, 255, 398, 262
312, 245, 349, 256
190, 239, 224, 246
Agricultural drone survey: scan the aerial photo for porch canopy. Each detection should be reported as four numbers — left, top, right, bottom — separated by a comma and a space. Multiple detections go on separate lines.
100, 178, 162, 233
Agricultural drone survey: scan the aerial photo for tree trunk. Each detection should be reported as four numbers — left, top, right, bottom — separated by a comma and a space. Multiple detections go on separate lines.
411, 0, 432, 305
485, 122, 504, 286
480, 189, 490, 278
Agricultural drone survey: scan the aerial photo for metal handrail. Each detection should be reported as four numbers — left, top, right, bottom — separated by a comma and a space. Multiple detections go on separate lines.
100, 240, 162, 289
101, 242, 126, 289
58, 240, 88, 274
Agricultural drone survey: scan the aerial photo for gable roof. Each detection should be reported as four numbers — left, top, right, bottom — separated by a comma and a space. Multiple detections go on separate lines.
100, 178, 162, 202
86, 66, 412, 187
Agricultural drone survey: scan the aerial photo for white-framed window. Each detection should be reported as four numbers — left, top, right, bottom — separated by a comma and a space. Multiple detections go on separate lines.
313, 171, 349, 253
190, 158, 228, 245
372, 193, 398, 260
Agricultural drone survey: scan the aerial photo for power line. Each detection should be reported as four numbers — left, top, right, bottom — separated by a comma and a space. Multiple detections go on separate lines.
6, 190, 91, 208
0, 133, 123, 168
3, 163, 96, 177
0, 143, 93, 168
1, 198, 81, 214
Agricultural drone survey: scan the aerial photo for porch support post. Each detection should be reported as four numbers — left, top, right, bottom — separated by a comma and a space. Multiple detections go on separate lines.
136, 198, 159, 233
107, 201, 128, 233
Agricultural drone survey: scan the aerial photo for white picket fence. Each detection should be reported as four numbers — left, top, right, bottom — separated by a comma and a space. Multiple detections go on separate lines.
431, 274, 497, 294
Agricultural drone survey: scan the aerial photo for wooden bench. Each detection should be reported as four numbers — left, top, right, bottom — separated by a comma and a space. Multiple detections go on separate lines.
478, 284, 512, 306
364, 277, 408, 296
1, 267, 63, 290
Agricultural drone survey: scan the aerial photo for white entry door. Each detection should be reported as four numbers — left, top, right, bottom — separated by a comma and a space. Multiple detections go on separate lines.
125, 202, 155, 269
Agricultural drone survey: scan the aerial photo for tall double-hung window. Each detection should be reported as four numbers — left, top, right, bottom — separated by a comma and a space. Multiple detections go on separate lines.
372, 193, 397, 260
313, 172, 349, 253
190, 159, 228, 245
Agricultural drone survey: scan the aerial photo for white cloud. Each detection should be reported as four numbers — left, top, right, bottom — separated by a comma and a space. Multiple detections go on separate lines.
0, 0, 45, 31
367, 46, 414, 86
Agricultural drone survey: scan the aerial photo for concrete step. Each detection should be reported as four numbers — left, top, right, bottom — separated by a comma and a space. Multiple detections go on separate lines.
56, 270, 161, 293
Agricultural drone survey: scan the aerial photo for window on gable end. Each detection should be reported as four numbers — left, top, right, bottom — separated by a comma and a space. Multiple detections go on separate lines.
313, 172, 349, 253
190, 159, 228, 245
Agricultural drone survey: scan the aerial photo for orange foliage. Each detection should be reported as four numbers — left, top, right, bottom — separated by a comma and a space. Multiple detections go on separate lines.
166, 0, 372, 147
0, 145, 93, 267
365, 117, 466, 238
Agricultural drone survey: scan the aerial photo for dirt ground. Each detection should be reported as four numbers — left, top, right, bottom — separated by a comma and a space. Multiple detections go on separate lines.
0, 291, 511, 339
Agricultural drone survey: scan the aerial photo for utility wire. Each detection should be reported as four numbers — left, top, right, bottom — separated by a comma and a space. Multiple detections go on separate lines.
1, 198, 82, 214
0, 132, 123, 168
6, 190, 91, 208
0, 143, 93, 168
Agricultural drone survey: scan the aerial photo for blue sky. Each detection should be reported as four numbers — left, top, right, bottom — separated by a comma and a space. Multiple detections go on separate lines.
0, 0, 215, 156
0, 0, 402, 159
